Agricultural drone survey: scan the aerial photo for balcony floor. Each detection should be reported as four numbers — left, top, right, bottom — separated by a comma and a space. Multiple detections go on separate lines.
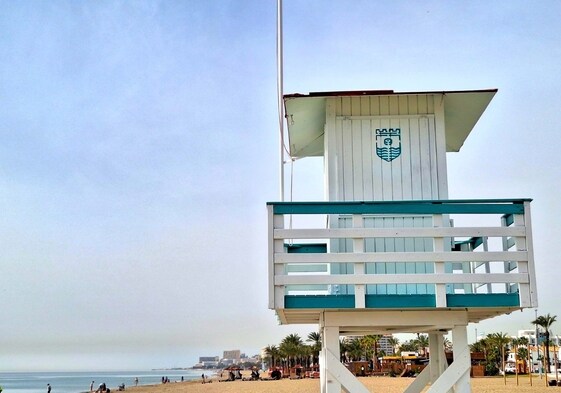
277, 293, 521, 327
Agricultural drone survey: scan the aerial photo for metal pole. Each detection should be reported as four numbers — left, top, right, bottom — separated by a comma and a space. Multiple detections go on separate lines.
536, 309, 542, 378
528, 342, 533, 386
277, 0, 285, 202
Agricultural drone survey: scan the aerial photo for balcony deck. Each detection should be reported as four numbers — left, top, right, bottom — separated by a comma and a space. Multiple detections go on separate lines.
267, 199, 537, 326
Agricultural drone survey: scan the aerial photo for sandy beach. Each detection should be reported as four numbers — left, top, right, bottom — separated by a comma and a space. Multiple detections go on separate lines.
126, 374, 558, 393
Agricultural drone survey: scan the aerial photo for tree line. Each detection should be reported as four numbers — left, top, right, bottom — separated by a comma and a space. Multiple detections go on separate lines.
263, 313, 557, 376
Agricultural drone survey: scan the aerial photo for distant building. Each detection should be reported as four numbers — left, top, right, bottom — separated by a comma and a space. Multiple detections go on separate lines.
223, 349, 241, 363
378, 335, 396, 356
198, 356, 220, 368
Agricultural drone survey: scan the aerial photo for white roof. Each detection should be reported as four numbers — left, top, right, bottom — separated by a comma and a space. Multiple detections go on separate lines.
284, 89, 497, 158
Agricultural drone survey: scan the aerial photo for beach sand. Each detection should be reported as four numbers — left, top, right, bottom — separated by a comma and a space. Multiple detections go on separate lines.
127, 374, 557, 393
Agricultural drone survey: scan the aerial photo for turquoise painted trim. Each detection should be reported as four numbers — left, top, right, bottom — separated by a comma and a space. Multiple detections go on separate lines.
286, 243, 327, 253
446, 294, 520, 307
284, 295, 355, 309
268, 199, 530, 215
284, 294, 520, 309
503, 214, 514, 226
365, 294, 435, 308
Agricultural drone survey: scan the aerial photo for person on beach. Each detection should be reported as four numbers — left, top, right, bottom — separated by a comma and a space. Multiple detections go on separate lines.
201, 373, 205, 384
134, 377, 138, 386
90, 381, 94, 392
47, 383, 51, 393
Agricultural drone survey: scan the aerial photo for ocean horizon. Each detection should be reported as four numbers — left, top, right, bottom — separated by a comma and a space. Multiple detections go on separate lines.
0, 369, 211, 393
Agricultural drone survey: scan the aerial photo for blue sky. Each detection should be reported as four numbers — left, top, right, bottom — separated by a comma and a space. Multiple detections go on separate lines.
1, 0, 560, 371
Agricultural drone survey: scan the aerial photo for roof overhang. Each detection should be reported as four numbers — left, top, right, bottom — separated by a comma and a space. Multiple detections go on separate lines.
283, 89, 497, 158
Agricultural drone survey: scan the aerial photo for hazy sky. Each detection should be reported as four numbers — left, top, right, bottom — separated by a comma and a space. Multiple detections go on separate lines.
1, 0, 560, 371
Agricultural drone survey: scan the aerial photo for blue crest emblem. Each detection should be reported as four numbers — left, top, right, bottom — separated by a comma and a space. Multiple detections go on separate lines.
376, 128, 401, 162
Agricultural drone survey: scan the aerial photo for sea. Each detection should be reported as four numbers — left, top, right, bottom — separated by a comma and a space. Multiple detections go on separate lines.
0, 370, 211, 393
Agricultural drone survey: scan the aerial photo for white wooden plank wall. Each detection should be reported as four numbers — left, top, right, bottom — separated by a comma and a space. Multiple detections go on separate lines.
327, 95, 444, 295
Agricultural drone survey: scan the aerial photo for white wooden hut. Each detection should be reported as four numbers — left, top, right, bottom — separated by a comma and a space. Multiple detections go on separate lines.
267, 89, 538, 392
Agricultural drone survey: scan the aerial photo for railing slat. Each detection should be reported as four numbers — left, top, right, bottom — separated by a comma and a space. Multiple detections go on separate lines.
275, 273, 529, 285
276, 251, 528, 263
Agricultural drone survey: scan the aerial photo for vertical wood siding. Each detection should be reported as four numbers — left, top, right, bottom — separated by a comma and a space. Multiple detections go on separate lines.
326, 95, 445, 295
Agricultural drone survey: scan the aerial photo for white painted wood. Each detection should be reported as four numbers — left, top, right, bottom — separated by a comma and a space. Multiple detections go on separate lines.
427, 344, 471, 393
404, 361, 431, 393
274, 226, 526, 239
523, 201, 539, 307
325, 98, 338, 202
433, 214, 446, 306
353, 215, 365, 308
428, 333, 446, 384
434, 96, 449, 199
319, 313, 326, 393
514, 213, 531, 307
323, 310, 468, 327
336, 114, 435, 120
325, 348, 369, 393
275, 272, 529, 286
451, 325, 471, 393
275, 251, 528, 263
322, 326, 342, 393
329, 97, 442, 203
270, 209, 285, 309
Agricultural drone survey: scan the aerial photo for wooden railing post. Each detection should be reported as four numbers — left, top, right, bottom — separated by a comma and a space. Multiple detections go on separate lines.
433, 214, 447, 307
352, 214, 365, 308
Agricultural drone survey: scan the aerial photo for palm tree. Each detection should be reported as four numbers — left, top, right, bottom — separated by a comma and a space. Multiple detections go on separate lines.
387, 336, 400, 355
340, 338, 350, 363
399, 340, 417, 353
345, 337, 363, 361
516, 336, 529, 366
264, 345, 280, 369
488, 332, 511, 375
443, 337, 453, 352
532, 313, 557, 372
360, 335, 383, 364
279, 334, 304, 370
307, 332, 322, 366
414, 334, 430, 357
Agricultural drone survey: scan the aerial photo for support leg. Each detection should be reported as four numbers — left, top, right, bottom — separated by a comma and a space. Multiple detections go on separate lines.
429, 332, 447, 384
452, 325, 471, 393
323, 326, 341, 393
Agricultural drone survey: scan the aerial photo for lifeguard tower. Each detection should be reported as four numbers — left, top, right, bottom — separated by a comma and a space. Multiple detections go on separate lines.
267, 89, 538, 392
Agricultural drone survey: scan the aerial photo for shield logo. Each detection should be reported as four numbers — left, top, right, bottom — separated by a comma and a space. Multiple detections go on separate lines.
376, 128, 401, 162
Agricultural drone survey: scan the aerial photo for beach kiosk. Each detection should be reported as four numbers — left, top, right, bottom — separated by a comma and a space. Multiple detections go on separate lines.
267, 89, 538, 392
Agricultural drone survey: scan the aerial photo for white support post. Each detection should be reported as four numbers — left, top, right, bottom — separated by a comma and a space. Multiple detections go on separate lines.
501, 214, 512, 294
451, 325, 471, 393
523, 201, 538, 307
320, 313, 326, 393
427, 326, 471, 393
404, 332, 449, 393
352, 214, 365, 308
323, 325, 341, 393
433, 214, 447, 307
273, 212, 286, 309
325, 349, 369, 393
429, 332, 447, 384
404, 363, 431, 393
514, 213, 530, 307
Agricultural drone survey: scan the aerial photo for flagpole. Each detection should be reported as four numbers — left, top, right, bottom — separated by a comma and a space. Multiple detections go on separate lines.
277, 0, 284, 201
